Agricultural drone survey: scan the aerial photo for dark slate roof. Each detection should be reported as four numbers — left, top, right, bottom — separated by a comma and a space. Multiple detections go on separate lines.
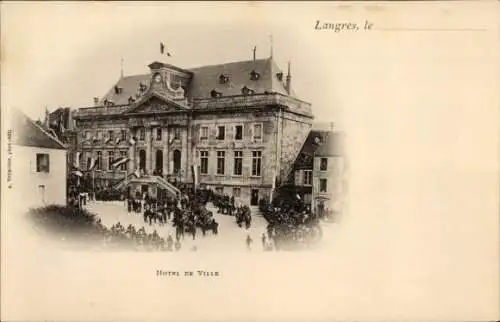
99, 58, 294, 105
188, 58, 293, 99
314, 131, 345, 157
11, 109, 66, 150
293, 130, 344, 169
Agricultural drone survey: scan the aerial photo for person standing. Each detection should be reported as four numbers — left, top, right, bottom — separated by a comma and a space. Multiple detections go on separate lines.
261, 233, 267, 249
246, 234, 253, 251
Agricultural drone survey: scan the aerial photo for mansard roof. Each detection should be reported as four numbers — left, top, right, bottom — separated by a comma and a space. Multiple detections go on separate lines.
99, 58, 295, 106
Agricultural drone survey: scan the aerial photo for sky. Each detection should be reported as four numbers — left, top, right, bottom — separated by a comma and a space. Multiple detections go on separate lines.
2, 2, 350, 127
2, 2, 500, 321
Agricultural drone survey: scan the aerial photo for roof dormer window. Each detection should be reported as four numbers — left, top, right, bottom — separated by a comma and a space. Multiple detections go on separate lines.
219, 74, 229, 84
276, 72, 283, 81
241, 86, 255, 95
211, 89, 222, 98
114, 86, 123, 94
139, 82, 147, 92
250, 70, 260, 81
128, 96, 136, 104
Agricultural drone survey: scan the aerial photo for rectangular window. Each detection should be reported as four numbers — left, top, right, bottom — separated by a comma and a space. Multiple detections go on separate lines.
120, 151, 127, 171
234, 125, 243, 140
233, 151, 243, 176
215, 187, 224, 195
320, 178, 328, 192
320, 158, 328, 171
108, 130, 114, 141
156, 128, 162, 141
96, 151, 102, 170
121, 130, 127, 142
251, 151, 262, 176
217, 126, 225, 140
253, 123, 262, 141
304, 170, 313, 185
216, 151, 225, 175
108, 151, 114, 170
139, 128, 145, 141
200, 151, 209, 175
174, 127, 181, 140
232, 187, 241, 198
200, 126, 209, 140
36, 153, 50, 173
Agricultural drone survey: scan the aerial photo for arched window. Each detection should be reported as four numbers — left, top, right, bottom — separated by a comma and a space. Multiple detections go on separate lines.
173, 150, 181, 174
139, 149, 146, 172
155, 150, 163, 175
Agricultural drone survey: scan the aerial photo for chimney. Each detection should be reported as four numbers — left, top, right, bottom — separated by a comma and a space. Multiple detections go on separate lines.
285, 61, 292, 95
93, 97, 99, 106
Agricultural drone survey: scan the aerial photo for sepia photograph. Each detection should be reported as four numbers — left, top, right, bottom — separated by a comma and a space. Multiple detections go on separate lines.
1, 2, 499, 322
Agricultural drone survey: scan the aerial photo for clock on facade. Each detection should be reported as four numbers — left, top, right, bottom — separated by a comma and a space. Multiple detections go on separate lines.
153, 74, 162, 83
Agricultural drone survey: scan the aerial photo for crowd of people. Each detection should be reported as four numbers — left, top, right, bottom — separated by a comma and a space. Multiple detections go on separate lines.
259, 198, 324, 251
67, 176, 328, 251
120, 186, 222, 250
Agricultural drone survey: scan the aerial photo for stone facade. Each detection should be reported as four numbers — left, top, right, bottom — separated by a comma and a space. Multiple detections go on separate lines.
72, 58, 314, 205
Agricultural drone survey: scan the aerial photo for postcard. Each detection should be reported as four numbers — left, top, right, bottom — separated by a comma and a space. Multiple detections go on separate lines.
1, 1, 499, 322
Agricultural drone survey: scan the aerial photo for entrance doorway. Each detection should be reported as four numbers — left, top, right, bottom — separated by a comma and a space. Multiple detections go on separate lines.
139, 149, 146, 172
155, 149, 163, 175
173, 149, 181, 174
141, 184, 148, 196
250, 189, 259, 206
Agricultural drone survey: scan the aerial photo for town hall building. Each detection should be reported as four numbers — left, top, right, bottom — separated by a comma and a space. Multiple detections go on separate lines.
72, 56, 314, 206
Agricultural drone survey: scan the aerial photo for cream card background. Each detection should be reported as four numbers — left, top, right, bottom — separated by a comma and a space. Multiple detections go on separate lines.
1, 2, 499, 321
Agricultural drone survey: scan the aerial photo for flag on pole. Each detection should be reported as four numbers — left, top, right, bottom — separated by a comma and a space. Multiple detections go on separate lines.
160, 42, 172, 56
111, 157, 129, 169
191, 164, 199, 189
104, 136, 111, 144
134, 169, 141, 178
73, 152, 81, 169
296, 193, 301, 200
168, 136, 175, 144
129, 137, 136, 145
88, 157, 97, 171
270, 172, 277, 201
115, 137, 121, 145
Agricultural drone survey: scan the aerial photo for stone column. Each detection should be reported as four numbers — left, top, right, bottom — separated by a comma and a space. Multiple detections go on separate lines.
163, 126, 169, 177
181, 126, 188, 181
145, 126, 152, 175
128, 145, 135, 174
128, 128, 136, 174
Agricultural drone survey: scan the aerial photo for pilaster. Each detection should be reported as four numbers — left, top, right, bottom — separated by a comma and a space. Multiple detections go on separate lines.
145, 127, 152, 175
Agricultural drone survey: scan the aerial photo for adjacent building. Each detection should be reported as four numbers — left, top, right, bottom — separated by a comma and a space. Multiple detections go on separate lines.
9, 109, 68, 210
72, 57, 314, 206
311, 131, 345, 216
285, 127, 345, 216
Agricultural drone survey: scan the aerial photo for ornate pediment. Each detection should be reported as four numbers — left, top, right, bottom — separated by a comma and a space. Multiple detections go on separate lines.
126, 92, 187, 114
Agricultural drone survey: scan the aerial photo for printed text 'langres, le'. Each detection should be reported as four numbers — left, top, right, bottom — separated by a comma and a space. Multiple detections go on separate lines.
314, 20, 374, 32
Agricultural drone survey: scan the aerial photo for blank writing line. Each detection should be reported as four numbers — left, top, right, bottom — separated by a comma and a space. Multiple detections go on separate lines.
376, 28, 487, 32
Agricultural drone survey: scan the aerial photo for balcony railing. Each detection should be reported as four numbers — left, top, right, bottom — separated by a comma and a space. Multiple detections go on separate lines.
73, 93, 313, 119
73, 105, 131, 118
192, 92, 312, 116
